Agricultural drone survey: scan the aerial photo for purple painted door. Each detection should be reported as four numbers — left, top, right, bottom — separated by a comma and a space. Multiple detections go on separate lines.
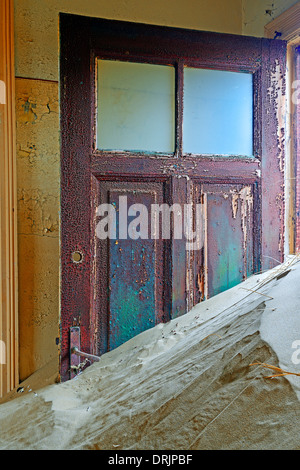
60, 14, 286, 380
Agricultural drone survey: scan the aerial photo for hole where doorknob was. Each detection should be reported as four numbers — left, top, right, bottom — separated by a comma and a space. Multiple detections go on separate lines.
72, 251, 84, 264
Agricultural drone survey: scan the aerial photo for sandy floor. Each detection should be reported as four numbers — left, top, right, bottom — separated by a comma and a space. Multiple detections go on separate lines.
1, 256, 300, 450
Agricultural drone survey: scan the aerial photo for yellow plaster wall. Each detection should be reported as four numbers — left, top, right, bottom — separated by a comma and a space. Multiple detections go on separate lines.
14, 0, 243, 81
242, 0, 300, 37
15, 77, 60, 380
13, 0, 299, 381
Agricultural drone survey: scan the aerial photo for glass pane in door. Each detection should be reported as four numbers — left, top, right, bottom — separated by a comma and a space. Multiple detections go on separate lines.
97, 60, 175, 153
183, 67, 253, 156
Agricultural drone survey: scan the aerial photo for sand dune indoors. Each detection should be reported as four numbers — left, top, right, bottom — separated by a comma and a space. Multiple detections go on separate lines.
1, 257, 300, 450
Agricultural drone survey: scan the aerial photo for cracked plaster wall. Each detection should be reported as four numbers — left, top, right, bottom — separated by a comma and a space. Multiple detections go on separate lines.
13, 0, 297, 381
242, 0, 299, 37
16, 78, 60, 380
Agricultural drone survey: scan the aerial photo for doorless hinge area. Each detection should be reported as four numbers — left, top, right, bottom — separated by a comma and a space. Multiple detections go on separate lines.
70, 326, 101, 379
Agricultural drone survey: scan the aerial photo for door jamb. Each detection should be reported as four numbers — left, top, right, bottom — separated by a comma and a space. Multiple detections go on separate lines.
0, 0, 18, 398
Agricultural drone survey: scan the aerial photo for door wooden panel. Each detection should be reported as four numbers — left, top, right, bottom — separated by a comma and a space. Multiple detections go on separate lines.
92, 178, 170, 354
203, 183, 254, 298
60, 14, 286, 380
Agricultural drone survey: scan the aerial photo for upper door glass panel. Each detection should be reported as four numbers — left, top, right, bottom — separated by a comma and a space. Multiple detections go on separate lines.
183, 67, 253, 156
97, 60, 175, 153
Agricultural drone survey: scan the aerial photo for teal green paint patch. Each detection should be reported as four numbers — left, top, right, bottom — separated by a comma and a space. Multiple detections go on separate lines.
109, 236, 156, 350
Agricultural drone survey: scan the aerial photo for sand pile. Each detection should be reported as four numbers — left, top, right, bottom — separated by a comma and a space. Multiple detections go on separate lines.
1, 256, 300, 450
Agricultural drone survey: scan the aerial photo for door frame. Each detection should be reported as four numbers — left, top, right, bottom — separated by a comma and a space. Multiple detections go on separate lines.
265, 2, 300, 255
0, 0, 18, 398
60, 13, 286, 381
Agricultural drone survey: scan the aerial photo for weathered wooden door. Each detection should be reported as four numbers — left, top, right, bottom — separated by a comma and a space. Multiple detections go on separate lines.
60, 14, 286, 380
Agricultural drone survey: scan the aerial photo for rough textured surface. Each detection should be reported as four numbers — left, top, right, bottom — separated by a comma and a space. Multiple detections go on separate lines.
12, 0, 295, 382
59, 14, 286, 380
242, 0, 299, 37
14, 0, 243, 81
13, 0, 244, 384
0, 258, 300, 450
15, 78, 60, 380
14, 0, 297, 81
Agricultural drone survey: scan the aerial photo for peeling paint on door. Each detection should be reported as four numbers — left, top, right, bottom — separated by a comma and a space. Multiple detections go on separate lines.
60, 15, 286, 381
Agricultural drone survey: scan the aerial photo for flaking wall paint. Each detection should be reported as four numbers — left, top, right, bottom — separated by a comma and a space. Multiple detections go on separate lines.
242, 0, 299, 37
13, 0, 295, 381
14, 0, 243, 81
16, 78, 60, 380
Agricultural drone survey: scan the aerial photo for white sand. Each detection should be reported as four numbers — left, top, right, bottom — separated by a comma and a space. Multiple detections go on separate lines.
1, 256, 300, 450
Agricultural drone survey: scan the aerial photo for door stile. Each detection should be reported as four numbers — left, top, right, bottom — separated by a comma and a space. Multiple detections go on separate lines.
60, 19, 93, 380
252, 180, 262, 274
170, 175, 189, 319
175, 60, 184, 158
261, 38, 287, 270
